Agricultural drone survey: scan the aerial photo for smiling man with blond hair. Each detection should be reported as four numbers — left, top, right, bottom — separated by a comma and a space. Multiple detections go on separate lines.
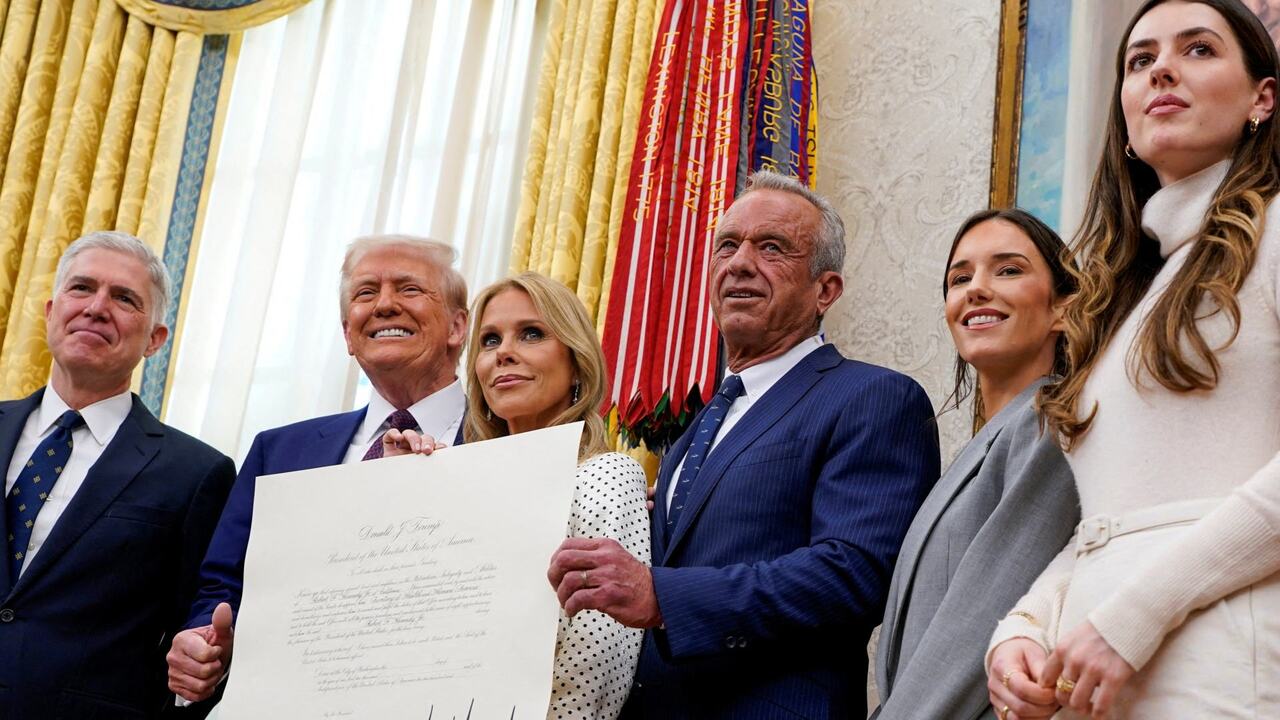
167, 235, 468, 705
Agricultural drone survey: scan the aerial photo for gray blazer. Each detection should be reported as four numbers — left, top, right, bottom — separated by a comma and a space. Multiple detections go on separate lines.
870, 379, 1079, 720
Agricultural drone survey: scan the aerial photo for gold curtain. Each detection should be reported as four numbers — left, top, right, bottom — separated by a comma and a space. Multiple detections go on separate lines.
511, 0, 661, 326
510, 0, 664, 477
0, 0, 306, 401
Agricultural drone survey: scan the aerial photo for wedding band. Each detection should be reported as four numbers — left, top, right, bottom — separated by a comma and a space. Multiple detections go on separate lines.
580, 570, 589, 587
1001, 668, 1016, 687
998, 705, 1009, 720
1056, 676, 1076, 694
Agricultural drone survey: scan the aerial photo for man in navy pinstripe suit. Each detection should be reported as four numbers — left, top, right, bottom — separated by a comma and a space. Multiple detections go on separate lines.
549, 171, 940, 719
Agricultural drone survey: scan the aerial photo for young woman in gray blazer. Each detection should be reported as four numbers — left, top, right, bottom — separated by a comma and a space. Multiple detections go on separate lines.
871, 208, 1080, 720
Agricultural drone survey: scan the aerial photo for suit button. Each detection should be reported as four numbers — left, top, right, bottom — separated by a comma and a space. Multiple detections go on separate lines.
0, 608, 14, 622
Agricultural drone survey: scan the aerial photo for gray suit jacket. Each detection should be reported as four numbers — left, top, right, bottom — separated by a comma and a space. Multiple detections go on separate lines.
870, 379, 1079, 720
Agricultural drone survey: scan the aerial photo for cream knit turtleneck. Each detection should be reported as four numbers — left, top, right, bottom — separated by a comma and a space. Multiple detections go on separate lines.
989, 159, 1280, 670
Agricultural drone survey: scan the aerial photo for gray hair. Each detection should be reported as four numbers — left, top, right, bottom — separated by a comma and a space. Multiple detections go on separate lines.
338, 235, 468, 317
740, 170, 846, 277
54, 231, 171, 328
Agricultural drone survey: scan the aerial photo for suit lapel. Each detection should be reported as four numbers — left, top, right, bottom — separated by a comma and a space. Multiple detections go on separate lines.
879, 413, 1004, 687
10, 396, 162, 598
880, 378, 1050, 684
311, 407, 367, 467
889, 420, 1003, 598
0, 390, 43, 595
662, 345, 840, 564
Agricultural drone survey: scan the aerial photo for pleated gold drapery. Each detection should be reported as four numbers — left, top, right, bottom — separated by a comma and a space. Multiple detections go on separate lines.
510, 0, 662, 328
510, 0, 664, 474
0, 0, 307, 405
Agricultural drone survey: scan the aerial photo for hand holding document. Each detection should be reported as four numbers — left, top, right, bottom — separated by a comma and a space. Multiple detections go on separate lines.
215, 422, 582, 719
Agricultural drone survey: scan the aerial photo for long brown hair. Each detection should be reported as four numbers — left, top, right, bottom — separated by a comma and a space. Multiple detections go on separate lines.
1041, 0, 1280, 448
464, 272, 610, 461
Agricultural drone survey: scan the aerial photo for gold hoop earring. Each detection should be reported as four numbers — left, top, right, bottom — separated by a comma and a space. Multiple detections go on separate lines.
1124, 143, 1137, 160
1250, 116, 1261, 135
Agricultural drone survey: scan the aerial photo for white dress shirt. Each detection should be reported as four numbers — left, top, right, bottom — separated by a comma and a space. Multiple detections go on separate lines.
4, 386, 133, 575
665, 334, 824, 510
341, 379, 466, 464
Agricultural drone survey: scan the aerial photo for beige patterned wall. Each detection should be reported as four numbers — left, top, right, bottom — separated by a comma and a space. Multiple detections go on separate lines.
815, 0, 1001, 467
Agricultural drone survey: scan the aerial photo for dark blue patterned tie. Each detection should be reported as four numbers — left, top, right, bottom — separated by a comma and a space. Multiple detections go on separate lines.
6, 409, 83, 580
667, 375, 745, 532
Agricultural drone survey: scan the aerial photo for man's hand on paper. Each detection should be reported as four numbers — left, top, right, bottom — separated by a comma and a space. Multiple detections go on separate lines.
167, 602, 235, 702
548, 537, 662, 629
382, 429, 447, 456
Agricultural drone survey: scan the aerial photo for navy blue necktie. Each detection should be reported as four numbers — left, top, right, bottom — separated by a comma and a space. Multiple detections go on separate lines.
667, 374, 745, 532
6, 409, 83, 580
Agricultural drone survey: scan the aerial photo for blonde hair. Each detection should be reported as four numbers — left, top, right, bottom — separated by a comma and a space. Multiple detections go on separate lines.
464, 272, 609, 461
337, 235, 467, 317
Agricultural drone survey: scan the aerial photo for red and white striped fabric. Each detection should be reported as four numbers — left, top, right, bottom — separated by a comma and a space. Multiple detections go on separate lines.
601, 0, 817, 447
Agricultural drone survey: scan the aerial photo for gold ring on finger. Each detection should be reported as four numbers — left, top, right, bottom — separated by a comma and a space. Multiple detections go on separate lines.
580, 569, 590, 587
998, 705, 1010, 720
1056, 676, 1076, 694
1001, 668, 1016, 688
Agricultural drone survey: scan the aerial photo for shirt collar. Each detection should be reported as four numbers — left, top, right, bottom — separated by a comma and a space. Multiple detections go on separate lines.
40, 387, 133, 447
357, 379, 465, 444
731, 335, 825, 401
1141, 158, 1231, 259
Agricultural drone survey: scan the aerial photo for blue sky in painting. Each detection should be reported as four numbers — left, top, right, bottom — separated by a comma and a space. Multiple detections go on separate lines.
1016, 0, 1072, 231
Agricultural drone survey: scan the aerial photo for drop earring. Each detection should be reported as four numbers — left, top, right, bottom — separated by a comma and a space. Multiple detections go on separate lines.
571, 382, 580, 404
1250, 116, 1261, 135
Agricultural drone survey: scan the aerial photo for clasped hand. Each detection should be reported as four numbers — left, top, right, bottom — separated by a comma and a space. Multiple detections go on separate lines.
988, 621, 1134, 719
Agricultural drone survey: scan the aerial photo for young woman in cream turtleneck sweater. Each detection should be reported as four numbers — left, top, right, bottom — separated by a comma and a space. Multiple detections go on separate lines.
985, 1, 1280, 719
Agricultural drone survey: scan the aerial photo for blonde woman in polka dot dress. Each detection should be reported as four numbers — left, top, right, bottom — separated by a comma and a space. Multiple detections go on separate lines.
385, 272, 649, 719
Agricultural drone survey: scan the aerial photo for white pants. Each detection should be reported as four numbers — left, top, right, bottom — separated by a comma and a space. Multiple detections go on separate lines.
1054, 501, 1280, 719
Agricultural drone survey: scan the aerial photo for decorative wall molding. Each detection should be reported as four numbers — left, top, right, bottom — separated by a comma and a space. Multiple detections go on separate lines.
814, 0, 1001, 474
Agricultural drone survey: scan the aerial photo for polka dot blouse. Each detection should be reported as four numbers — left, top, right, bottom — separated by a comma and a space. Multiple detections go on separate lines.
546, 452, 650, 720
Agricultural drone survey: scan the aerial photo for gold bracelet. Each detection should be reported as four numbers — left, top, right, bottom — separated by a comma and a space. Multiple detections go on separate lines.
1006, 610, 1040, 627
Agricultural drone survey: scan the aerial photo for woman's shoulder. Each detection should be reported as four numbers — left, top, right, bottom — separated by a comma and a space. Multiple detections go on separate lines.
978, 381, 1054, 446
987, 393, 1061, 456
576, 451, 647, 484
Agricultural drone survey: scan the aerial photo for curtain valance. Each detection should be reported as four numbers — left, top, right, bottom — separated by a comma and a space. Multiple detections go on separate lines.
114, 0, 307, 33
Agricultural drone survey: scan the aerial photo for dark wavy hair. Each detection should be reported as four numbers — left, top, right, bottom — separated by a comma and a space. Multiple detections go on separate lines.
940, 208, 1076, 429
1040, 0, 1280, 449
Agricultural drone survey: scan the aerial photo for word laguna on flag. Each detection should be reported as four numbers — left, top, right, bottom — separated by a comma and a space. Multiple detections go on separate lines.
602, 0, 817, 449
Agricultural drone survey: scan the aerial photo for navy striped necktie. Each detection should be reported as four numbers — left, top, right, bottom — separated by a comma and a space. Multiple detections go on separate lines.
7, 409, 83, 579
667, 375, 745, 532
